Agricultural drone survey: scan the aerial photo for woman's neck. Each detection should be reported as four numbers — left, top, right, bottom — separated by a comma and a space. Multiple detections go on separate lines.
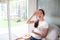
39, 18, 44, 21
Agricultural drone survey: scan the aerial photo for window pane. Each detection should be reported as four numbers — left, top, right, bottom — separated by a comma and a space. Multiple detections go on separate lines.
9, 0, 28, 40
0, 2, 9, 40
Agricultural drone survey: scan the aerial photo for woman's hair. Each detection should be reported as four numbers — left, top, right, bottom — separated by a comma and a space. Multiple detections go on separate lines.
39, 9, 45, 16
34, 9, 45, 28
34, 20, 39, 28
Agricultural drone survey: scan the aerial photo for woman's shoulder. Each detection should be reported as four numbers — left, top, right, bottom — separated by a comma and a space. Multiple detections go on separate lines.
39, 21, 48, 24
39, 21, 49, 28
44, 21, 48, 24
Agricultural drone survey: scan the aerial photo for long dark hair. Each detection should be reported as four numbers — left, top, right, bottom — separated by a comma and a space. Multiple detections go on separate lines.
34, 9, 45, 28
34, 20, 39, 28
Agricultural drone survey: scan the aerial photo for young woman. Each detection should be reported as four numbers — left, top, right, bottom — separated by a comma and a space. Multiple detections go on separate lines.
27, 9, 49, 40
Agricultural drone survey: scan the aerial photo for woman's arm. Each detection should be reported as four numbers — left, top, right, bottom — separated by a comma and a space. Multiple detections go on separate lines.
32, 28, 48, 38
40, 28, 48, 38
27, 12, 36, 24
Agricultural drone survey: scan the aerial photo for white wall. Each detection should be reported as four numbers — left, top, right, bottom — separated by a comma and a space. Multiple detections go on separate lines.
38, 0, 60, 27
28, 0, 37, 33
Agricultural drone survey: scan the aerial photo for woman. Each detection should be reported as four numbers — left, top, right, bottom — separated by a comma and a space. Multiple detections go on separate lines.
27, 9, 49, 40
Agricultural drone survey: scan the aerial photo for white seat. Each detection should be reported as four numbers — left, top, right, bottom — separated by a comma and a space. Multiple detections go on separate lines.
42, 24, 59, 40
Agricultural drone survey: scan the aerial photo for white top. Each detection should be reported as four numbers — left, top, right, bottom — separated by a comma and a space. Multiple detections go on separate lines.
31, 17, 48, 39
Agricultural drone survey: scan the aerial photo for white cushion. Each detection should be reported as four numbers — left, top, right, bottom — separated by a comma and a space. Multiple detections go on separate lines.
42, 24, 59, 40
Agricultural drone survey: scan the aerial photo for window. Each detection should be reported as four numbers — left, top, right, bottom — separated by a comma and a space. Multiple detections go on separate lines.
0, 1, 9, 40
9, 0, 28, 40
0, 0, 28, 40
10, 0, 27, 26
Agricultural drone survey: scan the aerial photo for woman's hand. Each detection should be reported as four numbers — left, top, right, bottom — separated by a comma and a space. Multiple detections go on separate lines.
32, 30, 38, 34
32, 28, 48, 38
32, 30, 42, 37
32, 30, 34, 33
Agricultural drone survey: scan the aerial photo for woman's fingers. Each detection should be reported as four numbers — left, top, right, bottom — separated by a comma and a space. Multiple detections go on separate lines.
32, 30, 34, 33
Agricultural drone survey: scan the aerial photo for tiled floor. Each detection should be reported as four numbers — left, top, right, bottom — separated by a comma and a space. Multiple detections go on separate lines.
0, 23, 28, 40
0, 33, 17, 40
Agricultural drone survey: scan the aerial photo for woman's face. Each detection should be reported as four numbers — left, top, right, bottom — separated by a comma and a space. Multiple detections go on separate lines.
35, 10, 43, 19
